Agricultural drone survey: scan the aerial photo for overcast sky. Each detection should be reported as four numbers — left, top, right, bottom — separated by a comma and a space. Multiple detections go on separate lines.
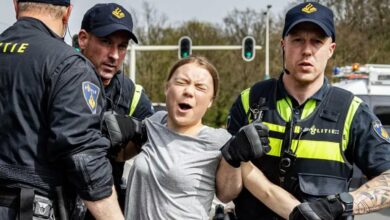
1, 0, 294, 44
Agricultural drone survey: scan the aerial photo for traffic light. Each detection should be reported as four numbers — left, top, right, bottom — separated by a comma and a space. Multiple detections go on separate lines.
242, 36, 256, 62
178, 36, 192, 59
72, 34, 80, 52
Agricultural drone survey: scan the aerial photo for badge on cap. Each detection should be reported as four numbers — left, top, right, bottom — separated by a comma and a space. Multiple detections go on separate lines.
302, 3, 317, 14
82, 82, 100, 114
112, 7, 125, 19
372, 120, 390, 143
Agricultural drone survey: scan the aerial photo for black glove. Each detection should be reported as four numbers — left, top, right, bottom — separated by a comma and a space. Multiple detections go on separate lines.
213, 204, 225, 220
103, 112, 146, 153
221, 121, 270, 167
289, 196, 344, 220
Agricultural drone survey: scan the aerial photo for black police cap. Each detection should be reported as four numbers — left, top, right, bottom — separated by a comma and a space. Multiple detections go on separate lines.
81, 3, 138, 43
282, 2, 335, 42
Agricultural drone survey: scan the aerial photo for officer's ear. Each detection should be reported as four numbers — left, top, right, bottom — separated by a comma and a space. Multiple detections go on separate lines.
328, 41, 336, 59
78, 30, 89, 50
63, 4, 72, 25
13, 0, 19, 19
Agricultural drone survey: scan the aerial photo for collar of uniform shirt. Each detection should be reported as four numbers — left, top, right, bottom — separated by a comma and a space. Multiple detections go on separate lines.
276, 73, 330, 108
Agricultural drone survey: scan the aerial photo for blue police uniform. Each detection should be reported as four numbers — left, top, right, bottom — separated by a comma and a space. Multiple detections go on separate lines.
79, 3, 154, 218
0, 16, 113, 219
227, 75, 390, 219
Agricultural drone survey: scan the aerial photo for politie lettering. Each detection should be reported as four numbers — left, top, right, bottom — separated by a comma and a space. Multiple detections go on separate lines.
0, 42, 29, 53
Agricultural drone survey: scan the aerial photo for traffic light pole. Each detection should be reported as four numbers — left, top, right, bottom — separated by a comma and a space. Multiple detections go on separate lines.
265, 5, 272, 80
128, 44, 262, 82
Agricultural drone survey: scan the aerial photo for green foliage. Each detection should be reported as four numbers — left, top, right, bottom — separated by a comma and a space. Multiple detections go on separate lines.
131, 1, 390, 127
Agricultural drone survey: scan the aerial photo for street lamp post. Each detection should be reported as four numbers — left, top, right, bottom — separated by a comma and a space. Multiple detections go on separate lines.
265, 4, 272, 80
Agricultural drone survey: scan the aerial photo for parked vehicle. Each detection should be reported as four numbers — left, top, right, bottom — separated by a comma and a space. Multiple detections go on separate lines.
333, 63, 390, 132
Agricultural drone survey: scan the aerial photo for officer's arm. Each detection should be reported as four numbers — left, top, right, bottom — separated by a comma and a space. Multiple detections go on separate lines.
112, 87, 153, 162
216, 95, 246, 202
115, 141, 140, 162
103, 113, 146, 161
348, 104, 390, 214
290, 105, 390, 220
242, 162, 300, 219
83, 185, 124, 220
113, 88, 154, 162
48, 57, 121, 214
350, 169, 390, 214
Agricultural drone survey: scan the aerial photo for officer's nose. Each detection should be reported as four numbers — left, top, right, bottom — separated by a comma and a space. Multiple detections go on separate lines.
108, 46, 119, 61
302, 42, 314, 57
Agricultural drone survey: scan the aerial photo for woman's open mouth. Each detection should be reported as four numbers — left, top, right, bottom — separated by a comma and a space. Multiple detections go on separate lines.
178, 103, 192, 111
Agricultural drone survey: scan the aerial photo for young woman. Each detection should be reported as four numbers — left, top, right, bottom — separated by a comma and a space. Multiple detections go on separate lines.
124, 56, 231, 219
123, 56, 299, 219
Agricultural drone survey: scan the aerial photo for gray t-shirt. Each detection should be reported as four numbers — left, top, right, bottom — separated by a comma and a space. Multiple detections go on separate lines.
125, 111, 231, 220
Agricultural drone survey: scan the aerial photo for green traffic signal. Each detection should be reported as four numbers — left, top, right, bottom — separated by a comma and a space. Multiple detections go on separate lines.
245, 51, 253, 59
182, 51, 189, 58
242, 36, 256, 62
178, 36, 192, 59
72, 34, 80, 51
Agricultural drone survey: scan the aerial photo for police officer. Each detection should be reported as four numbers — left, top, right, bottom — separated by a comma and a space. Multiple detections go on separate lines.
77, 3, 154, 215
216, 2, 390, 220
0, 0, 123, 219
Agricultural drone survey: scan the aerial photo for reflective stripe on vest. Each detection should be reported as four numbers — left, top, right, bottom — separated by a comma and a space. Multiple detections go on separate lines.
129, 84, 143, 116
241, 88, 362, 163
342, 96, 363, 151
240, 88, 251, 123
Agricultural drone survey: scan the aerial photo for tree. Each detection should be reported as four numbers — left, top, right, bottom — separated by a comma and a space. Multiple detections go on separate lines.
130, 1, 390, 127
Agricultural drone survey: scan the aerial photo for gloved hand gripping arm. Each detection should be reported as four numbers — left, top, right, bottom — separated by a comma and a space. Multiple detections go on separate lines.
221, 121, 271, 167
289, 192, 352, 220
103, 112, 146, 155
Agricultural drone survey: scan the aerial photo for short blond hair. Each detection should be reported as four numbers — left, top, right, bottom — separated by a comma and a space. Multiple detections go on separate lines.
18, 2, 67, 19
167, 56, 220, 98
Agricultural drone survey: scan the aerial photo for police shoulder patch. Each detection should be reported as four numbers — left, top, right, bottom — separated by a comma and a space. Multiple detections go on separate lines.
82, 81, 100, 114
372, 120, 390, 143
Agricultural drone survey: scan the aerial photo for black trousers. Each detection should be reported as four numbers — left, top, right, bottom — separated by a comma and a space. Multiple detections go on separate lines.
0, 206, 17, 220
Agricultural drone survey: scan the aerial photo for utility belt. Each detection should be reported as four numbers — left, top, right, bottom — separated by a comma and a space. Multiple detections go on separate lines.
0, 186, 69, 220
